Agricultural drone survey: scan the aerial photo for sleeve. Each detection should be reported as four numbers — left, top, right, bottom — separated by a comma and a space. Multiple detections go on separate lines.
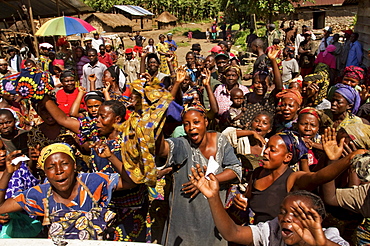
161, 138, 188, 169
336, 184, 370, 217
250, 218, 279, 245
292, 59, 299, 73
323, 227, 350, 246
13, 185, 47, 217
221, 135, 242, 180
356, 43, 363, 64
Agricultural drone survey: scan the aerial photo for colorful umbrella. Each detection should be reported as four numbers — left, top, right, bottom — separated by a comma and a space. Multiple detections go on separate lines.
35, 16, 96, 36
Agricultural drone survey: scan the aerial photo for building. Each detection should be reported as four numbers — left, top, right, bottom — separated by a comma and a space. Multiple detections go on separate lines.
156, 11, 178, 30
84, 13, 133, 33
112, 5, 154, 31
355, 0, 369, 66
292, 0, 358, 32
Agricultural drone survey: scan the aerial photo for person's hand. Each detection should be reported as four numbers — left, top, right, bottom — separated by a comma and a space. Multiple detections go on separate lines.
360, 85, 370, 102
189, 164, 220, 199
252, 132, 266, 146
60, 134, 78, 148
182, 181, 200, 198
90, 142, 112, 159
157, 167, 172, 178
78, 86, 86, 94
140, 72, 153, 83
291, 201, 328, 246
306, 83, 319, 98
202, 69, 211, 87
102, 83, 111, 94
302, 138, 313, 149
267, 46, 280, 60
5, 150, 22, 174
233, 193, 248, 211
29, 144, 41, 161
322, 127, 344, 161
166, 55, 175, 63
88, 74, 97, 83
0, 214, 10, 224
176, 67, 187, 84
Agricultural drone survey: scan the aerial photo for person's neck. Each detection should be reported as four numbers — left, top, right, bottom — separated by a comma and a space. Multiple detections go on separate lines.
111, 83, 120, 92
269, 164, 289, 180
226, 83, 238, 92
149, 69, 158, 77
198, 132, 209, 153
257, 49, 264, 57
90, 60, 98, 66
107, 129, 120, 141
64, 88, 75, 94
1, 129, 18, 140
333, 111, 347, 122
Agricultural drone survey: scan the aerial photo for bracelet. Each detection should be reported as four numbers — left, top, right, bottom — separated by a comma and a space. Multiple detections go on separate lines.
0, 188, 6, 192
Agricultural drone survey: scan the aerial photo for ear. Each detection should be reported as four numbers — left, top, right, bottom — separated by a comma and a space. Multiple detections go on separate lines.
347, 104, 353, 111
115, 115, 122, 124
204, 116, 209, 128
283, 152, 293, 164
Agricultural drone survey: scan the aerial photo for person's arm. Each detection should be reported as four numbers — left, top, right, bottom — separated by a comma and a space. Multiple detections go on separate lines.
69, 86, 86, 117
267, 47, 283, 94
102, 83, 112, 101
189, 165, 253, 245
42, 95, 80, 134
170, 67, 186, 98
155, 132, 170, 158
356, 43, 363, 65
203, 69, 219, 115
89, 74, 97, 91
140, 50, 148, 74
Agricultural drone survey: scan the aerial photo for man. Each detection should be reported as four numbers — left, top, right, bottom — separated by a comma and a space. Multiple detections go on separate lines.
214, 53, 230, 84
92, 32, 104, 51
299, 31, 316, 77
131, 31, 146, 57
83, 38, 93, 51
191, 43, 202, 58
280, 19, 297, 46
98, 44, 113, 68
209, 46, 222, 56
251, 38, 268, 74
122, 48, 140, 84
0, 59, 15, 77
7, 48, 21, 72
318, 26, 333, 53
346, 32, 363, 67
81, 49, 107, 91
246, 28, 258, 50
266, 24, 280, 47
339, 30, 353, 71
295, 25, 316, 57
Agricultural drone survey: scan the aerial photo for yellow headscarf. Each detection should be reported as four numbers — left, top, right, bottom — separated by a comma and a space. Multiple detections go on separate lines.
38, 143, 75, 170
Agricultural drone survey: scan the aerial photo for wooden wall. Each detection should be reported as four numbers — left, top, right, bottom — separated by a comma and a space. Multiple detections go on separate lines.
355, 0, 370, 66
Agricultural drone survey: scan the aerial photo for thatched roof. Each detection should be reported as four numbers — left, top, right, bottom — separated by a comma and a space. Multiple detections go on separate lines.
156, 11, 178, 23
85, 13, 133, 28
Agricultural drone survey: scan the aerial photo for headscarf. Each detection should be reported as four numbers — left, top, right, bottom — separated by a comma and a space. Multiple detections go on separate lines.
181, 101, 207, 117
56, 37, 68, 47
328, 83, 361, 114
299, 107, 320, 121
323, 45, 336, 57
351, 152, 370, 182
343, 65, 364, 82
84, 91, 105, 102
1, 72, 20, 95
298, 107, 333, 131
342, 123, 370, 149
277, 131, 308, 165
183, 87, 202, 104
59, 70, 74, 82
224, 65, 242, 78
276, 89, 303, 105
38, 143, 75, 170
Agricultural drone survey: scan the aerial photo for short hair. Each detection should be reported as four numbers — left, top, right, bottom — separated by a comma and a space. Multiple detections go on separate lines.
252, 111, 274, 125
286, 190, 326, 219
99, 44, 105, 49
272, 38, 280, 45
352, 33, 359, 39
0, 109, 14, 120
251, 38, 265, 49
87, 48, 97, 55
7, 48, 15, 54
101, 100, 126, 123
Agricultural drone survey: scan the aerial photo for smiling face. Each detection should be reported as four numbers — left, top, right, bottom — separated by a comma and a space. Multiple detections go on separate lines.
252, 75, 269, 96
298, 113, 319, 139
61, 76, 75, 93
183, 110, 208, 145
44, 152, 76, 194
147, 57, 159, 73
86, 99, 102, 118
330, 92, 351, 115
96, 105, 121, 136
103, 70, 115, 87
215, 57, 229, 73
186, 53, 195, 66
250, 114, 272, 137
342, 76, 359, 88
278, 195, 319, 245
225, 68, 239, 87
261, 135, 292, 170
280, 97, 300, 121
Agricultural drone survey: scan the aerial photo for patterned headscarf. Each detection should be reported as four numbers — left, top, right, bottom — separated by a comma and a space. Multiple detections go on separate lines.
181, 102, 207, 117
342, 123, 370, 149
276, 89, 303, 105
38, 143, 75, 170
328, 83, 361, 114
351, 152, 370, 182
224, 65, 242, 78
84, 91, 105, 103
183, 87, 202, 104
299, 107, 320, 121
277, 131, 308, 165
343, 65, 364, 82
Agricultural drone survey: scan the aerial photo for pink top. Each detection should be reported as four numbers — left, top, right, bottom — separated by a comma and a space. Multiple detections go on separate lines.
214, 84, 249, 115
315, 52, 336, 69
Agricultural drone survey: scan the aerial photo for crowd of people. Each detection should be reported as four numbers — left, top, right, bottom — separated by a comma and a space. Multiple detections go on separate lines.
0, 23, 368, 246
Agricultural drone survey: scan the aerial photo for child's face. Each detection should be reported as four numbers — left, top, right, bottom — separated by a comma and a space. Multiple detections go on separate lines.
298, 113, 319, 139
250, 114, 271, 137
196, 61, 205, 71
149, 39, 154, 45
230, 91, 244, 108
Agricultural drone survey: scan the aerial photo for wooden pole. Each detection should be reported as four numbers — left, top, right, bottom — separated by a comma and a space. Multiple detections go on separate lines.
27, 0, 39, 57
56, 0, 60, 17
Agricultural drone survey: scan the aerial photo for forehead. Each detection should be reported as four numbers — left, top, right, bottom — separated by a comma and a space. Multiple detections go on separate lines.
299, 113, 319, 122
231, 90, 244, 97
45, 152, 74, 166
333, 92, 346, 101
254, 114, 271, 122
183, 110, 205, 119
86, 99, 102, 105
282, 195, 313, 209
0, 113, 13, 121
98, 105, 114, 114
281, 97, 298, 104
269, 135, 286, 147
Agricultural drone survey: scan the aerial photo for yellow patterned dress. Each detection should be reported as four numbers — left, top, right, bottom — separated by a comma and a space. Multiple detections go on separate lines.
156, 42, 170, 75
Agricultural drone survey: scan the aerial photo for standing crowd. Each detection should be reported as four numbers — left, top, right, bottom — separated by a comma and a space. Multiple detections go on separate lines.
0, 23, 369, 246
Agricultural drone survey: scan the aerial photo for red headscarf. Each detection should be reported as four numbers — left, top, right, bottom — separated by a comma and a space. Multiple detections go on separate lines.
276, 89, 303, 105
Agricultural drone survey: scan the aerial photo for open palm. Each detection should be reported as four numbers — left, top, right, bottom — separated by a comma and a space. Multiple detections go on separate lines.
322, 127, 344, 161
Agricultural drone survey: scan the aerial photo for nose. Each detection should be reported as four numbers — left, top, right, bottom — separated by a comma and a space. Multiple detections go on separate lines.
305, 124, 311, 131
281, 212, 293, 223
55, 163, 64, 175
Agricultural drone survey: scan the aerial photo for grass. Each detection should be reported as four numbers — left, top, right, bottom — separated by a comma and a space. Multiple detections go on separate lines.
168, 27, 202, 36
177, 42, 190, 47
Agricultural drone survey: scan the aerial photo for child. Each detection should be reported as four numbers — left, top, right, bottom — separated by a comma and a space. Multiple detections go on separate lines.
229, 88, 246, 129
144, 38, 157, 53
188, 31, 193, 42
206, 28, 210, 43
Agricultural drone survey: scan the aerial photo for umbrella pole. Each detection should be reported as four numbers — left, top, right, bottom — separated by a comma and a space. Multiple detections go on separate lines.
27, 0, 39, 57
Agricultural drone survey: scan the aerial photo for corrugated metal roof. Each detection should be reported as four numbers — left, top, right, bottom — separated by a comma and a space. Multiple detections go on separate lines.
114, 5, 154, 16
294, 0, 358, 7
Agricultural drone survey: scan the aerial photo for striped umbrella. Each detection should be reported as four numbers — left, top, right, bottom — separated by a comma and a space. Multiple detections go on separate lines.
35, 16, 96, 36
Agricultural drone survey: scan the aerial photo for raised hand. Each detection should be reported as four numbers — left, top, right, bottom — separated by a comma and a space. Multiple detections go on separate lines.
176, 67, 187, 84
252, 132, 266, 146
306, 83, 319, 98
267, 46, 280, 60
5, 150, 22, 174
202, 69, 211, 87
102, 83, 111, 94
88, 74, 97, 83
78, 86, 87, 94
29, 144, 41, 161
233, 193, 248, 211
189, 164, 220, 199
322, 127, 344, 160
291, 201, 327, 246
360, 85, 370, 102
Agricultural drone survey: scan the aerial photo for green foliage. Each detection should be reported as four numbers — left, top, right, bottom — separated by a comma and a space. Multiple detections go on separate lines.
234, 30, 248, 51
168, 27, 201, 36
177, 42, 190, 47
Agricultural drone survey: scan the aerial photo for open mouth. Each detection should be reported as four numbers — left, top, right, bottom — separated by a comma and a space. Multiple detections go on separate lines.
189, 133, 199, 141
255, 128, 262, 132
281, 228, 293, 237
56, 178, 67, 183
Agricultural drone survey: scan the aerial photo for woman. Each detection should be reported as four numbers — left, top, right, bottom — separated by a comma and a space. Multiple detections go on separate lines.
326, 83, 367, 130
239, 47, 283, 125
73, 46, 89, 82
0, 143, 136, 240
55, 37, 74, 70
156, 34, 171, 75
105, 44, 118, 65
315, 45, 337, 83
100, 66, 130, 105
233, 128, 364, 225
275, 89, 303, 132
156, 102, 242, 246
214, 65, 249, 116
